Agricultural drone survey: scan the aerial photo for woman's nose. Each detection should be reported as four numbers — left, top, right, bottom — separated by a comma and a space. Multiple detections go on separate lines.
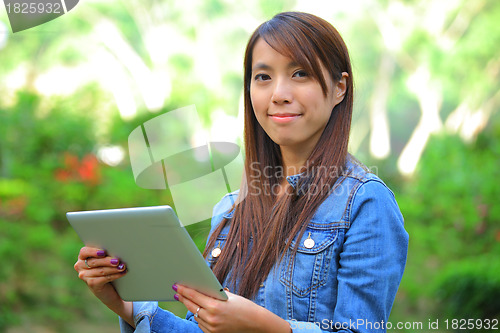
272, 79, 293, 104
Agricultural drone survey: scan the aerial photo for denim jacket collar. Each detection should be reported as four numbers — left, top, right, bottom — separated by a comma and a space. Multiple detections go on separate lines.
285, 173, 303, 189
222, 173, 303, 219
223, 155, 363, 219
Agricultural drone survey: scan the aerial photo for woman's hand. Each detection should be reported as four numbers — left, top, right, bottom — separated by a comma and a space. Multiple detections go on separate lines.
74, 246, 134, 327
174, 284, 291, 333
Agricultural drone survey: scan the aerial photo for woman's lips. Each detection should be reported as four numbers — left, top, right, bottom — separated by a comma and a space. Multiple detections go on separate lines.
268, 113, 302, 123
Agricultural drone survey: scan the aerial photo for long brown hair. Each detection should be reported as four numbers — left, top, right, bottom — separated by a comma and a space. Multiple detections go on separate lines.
203, 11, 354, 299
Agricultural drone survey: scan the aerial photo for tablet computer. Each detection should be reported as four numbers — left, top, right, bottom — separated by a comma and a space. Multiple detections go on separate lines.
67, 206, 227, 302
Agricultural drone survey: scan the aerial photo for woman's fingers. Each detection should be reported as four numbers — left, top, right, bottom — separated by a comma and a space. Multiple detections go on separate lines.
74, 246, 127, 288
78, 246, 106, 260
196, 320, 212, 333
175, 291, 213, 332
85, 271, 127, 288
176, 292, 200, 317
75, 246, 106, 271
82, 257, 124, 270
74, 246, 125, 272
175, 284, 232, 332
175, 284, 219, 311
174, 285, 206, 320
80, 264, 126, 278
74, 246, 127, 308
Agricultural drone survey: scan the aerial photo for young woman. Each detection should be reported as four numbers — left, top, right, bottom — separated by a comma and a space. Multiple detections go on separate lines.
75, 12, 408, 333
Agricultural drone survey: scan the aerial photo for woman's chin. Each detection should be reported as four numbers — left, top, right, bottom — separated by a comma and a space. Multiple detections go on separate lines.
271, 137, 300, 147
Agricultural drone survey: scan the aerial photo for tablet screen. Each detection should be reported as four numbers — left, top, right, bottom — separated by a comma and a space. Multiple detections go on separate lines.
67, 206, 227, 301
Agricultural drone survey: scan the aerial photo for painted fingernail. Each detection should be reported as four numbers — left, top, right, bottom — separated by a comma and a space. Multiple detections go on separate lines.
97, 250, 106, 257
117, 263, 125, 270
172, 284, 178, 292
110, 258, 119, 265
174, 294, 179, 301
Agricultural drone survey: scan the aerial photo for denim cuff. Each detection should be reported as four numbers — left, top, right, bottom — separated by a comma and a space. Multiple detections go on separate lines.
133, 301, 159, 324
119, 301, 159, 333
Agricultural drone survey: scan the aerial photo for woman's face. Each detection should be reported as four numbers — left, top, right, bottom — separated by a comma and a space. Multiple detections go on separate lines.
250, 38, 346, 152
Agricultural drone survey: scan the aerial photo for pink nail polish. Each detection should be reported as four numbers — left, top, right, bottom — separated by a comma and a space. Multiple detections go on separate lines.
174, 294, 179, 301
110, 258, 119, 265
172, 284, 178, 292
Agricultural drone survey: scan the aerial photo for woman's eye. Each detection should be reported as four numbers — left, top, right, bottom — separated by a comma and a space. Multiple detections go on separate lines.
293, 70, 308, 78
254, 73, 271, 81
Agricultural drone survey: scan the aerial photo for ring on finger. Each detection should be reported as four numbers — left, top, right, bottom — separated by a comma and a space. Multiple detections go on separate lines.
84, 258, 91, 269
194, 306, 201, 318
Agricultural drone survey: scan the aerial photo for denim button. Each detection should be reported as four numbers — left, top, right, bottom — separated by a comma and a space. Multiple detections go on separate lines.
211, 247, 221, 258
211, 241, 222, 258
303, 232, 315, 249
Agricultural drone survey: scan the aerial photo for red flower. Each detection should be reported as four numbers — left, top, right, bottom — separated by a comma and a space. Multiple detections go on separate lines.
54, 153, 101, 186
78, 154, 100, 185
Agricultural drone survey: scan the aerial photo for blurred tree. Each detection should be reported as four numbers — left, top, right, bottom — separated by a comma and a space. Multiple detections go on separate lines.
323, 0, 500, 176
369, 0, 500, 175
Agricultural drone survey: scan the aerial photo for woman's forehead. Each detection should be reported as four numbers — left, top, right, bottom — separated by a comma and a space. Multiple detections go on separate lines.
251, 39, 299, 68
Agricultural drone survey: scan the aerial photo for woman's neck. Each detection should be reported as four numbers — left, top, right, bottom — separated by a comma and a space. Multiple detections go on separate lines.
280, 145, 311, 177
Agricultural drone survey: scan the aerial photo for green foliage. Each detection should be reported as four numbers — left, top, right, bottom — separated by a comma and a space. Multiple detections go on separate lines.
434, 256, 500, 322
394, 125, 500, 321
0, 91, 172, 330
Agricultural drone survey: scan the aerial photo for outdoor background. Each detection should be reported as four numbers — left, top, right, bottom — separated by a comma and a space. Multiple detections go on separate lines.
1, 0, 499, 332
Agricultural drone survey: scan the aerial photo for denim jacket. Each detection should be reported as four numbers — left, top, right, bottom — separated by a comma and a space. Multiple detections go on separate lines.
119, 156, 409, 332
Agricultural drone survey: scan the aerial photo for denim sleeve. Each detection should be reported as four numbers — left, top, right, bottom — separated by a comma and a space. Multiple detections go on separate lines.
119, 301, 203, 333
331, 180, 409, 333
277, 181, 408, 333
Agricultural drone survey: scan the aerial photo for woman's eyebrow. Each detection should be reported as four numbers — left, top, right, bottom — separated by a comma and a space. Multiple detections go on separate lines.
252, 61, 301, 72
252, 62, 271, 72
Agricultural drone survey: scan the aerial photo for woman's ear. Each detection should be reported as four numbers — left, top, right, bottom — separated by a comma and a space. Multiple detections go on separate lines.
335, 72, 349, 102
